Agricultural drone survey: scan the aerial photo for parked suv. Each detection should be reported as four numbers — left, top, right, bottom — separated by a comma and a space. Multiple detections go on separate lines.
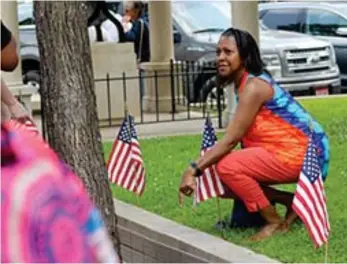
259, 1, 347, 89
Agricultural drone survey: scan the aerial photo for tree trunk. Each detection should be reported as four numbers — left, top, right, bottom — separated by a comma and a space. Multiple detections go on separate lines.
34, 1, 122, 260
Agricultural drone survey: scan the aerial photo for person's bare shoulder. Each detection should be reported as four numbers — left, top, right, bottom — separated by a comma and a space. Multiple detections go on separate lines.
1, 37, 19, 72
241, 77, 273, 103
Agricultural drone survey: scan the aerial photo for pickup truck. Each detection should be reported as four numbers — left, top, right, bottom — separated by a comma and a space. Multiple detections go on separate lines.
259, 1, 347, 90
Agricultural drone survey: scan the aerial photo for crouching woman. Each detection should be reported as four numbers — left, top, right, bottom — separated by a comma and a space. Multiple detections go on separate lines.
178, 28, 329, 241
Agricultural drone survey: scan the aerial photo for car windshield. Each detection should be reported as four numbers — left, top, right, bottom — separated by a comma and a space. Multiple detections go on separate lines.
330, 3, 347, 15
336, 5, 347, 17
18, 1, 34, 26
172, 1, 231, 34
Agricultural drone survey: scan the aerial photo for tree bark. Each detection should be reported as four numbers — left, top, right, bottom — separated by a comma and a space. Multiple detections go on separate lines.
34, 1, 122, 260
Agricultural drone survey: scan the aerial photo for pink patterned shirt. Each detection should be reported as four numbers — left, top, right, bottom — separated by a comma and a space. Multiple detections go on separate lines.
1, 121, 120, 263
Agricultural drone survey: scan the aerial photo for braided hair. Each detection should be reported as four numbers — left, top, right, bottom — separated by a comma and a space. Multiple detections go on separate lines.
221, 27, 264, 76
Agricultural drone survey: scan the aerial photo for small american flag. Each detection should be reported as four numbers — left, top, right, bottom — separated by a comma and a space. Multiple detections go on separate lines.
128, 115, 146, 195
292, 137, 330, 248
194, 116, 225, 204
107, 114, 146, 196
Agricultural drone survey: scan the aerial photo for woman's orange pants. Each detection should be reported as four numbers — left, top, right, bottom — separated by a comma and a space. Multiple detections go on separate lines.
216, 147, 301, 212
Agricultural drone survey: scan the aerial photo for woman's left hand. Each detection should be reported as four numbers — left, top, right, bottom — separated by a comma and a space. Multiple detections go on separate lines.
8, 101, 29, 119
178, 166, 196, 206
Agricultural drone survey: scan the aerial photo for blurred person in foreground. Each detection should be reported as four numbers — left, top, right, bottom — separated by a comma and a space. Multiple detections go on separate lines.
1, 21, 33, 124
178, 28, 329, 241
1, 20, 121, 263
1, 122, 120, 263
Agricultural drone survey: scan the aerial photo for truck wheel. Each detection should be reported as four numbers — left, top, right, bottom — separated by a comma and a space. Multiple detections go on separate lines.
330, 86, 341, 95
199, 76, 227, 113
23, 70, 40, 91
200, 76, 217, 102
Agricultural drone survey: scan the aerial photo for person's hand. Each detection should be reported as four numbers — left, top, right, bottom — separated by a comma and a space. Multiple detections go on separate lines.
8, 101, 29, 119
8, 101, 36, 125
178, 166, 197, 206
122, 15, 130, 23
122, 16, 132, 32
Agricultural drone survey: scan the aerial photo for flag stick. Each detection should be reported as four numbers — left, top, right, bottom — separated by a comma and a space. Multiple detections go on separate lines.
124, 102, 131, 132
216, 197, 225, 239
202, 110, 225, 238
216, 197, 223, 221
206, 109, 225, 238
191, 190, 198, 213
124, 102, 129, 117
325, 242, 329, 263
136, 194, 140, 206
124, 102, 133, 133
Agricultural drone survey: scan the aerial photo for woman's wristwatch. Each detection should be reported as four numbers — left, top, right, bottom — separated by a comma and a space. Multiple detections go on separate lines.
190, 161, 202, 177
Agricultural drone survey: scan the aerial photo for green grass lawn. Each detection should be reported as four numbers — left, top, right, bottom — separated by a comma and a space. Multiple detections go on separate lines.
104, 97, 347, 263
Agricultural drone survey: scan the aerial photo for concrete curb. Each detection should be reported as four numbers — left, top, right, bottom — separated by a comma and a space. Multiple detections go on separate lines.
114, 199, 279, 263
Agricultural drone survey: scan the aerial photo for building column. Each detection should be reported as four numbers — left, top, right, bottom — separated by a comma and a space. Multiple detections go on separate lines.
1, 1, 36, 113
141, 0, 175, 113
223, 1, 259, 126
148, 1, 174, 62
231, 1, 259, 44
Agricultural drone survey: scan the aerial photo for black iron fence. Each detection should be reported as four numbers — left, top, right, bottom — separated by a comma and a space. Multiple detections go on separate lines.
94, 59, 226, 128
24, 59, 226, 139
